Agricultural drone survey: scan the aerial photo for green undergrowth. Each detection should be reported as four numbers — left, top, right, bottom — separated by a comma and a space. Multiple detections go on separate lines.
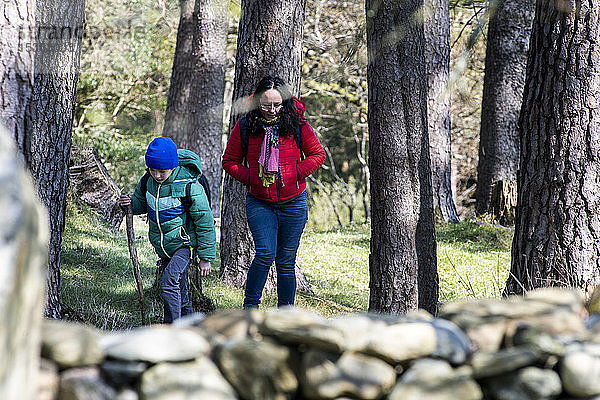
61, 201, 513, 330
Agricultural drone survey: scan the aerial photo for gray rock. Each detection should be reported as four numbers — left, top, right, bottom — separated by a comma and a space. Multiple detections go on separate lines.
560, 343, 600, 397
102, 326, 209, 363
506, 323, 566, 355
440, 289, 586, 352
260, 307, 346, 352
172, 312, 207, 327
430, 318, 472, 364
300, 350, 396, 399
524, 287, 584, 314
215, 337, 298, 400
58, 367, 117, 400
483, 367, 562, 400
470, 347, 539, 379
199, 309, 264, 342
115, 388, 139, 400
388, 358, 482, 400
41, 320, 104, 368
362, 322, 437, 364
0, 127, 48, 400
140, 357, 237, 400
38, 359, 59, 400
328, 314, 390, 351
100, 360, 148, 387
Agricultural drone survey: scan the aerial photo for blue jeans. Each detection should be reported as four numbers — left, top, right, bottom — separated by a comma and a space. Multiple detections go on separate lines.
159, 247, 192, 323
244, 192, 308, 308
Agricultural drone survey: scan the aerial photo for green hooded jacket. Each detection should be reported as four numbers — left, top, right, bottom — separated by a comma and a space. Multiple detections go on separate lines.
131, 149, 216, 261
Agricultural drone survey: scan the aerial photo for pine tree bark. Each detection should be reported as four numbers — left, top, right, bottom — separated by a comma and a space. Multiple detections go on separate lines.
24, 0, 86, 318
475, 0, 534, 216
0, 3, 47, 398
220, 0, 305, 287
366, 0, 438, 314
506, 0, 600, 295
424, 0, 459, 223
0, 0, 35, 153
164, 0, 228, 216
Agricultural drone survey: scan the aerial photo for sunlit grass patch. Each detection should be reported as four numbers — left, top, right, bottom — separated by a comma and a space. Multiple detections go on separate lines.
297, 224, 370, 313
436, 221, 512, 302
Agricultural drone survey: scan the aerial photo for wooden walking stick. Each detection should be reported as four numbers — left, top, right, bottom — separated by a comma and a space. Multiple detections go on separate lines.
124, 204, 146, 325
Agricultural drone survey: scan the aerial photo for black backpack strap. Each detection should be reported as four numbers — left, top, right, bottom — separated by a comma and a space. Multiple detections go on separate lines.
140, 171, 150, 196
240, 117, 249, 158
295, 125, 304, 160
181, 181, 193, 210
181, 176, 211, 211
198, 175, 212, 208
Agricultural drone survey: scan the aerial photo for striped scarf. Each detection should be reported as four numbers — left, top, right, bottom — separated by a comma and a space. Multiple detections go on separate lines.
258, 119, 283, 187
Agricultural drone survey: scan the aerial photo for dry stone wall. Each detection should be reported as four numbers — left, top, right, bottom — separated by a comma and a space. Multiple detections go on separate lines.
36, 288, 600, 400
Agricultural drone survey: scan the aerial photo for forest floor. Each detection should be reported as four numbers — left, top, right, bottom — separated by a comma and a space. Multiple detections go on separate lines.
61, 198, 513, 331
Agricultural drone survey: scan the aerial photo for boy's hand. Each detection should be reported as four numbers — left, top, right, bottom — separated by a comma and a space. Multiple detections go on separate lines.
119, 194, 132, 207
198, 260, 211, 277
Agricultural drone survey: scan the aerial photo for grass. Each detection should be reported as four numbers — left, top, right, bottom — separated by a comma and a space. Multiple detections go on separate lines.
60, 201, 514, 330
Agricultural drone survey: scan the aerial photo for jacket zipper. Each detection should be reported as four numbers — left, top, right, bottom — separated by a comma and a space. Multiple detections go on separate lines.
296, 160, 300, 189
276, 177, 281, 202
155, 183, 168, 257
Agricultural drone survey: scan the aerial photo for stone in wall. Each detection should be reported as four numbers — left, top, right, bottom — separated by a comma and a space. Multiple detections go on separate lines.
0, 126, 49, 400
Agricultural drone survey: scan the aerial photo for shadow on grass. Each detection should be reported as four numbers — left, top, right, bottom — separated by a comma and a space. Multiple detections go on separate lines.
436, 220, 513, 253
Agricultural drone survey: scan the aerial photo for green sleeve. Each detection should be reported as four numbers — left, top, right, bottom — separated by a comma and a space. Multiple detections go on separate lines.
188, 181, 216, 261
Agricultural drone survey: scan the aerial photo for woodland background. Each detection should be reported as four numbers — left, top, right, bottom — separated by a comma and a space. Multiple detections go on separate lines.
73, 0, 484, 226
5, 0, 598, 323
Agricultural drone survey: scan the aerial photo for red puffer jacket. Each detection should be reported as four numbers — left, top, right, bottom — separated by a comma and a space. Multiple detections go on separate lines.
222, 100, 325, 203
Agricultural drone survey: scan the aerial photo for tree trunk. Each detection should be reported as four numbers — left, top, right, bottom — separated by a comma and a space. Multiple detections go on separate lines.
506, 0, 600, 295
424, 0, 459, 223
24, 0, 86, 318
220, 0, 306, 287
366, 0, 438, 314
69, 147, 124, 228
0, 0, 35, 154
490, 180, 517, 226
475, 0, 534, 216
0, 128, 49, 400
164, 0, 228, 217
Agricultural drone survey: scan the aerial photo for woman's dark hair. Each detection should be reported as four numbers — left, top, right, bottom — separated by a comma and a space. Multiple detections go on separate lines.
245, 75, 301, 137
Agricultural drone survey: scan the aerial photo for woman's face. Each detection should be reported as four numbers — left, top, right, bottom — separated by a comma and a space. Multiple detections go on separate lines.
259, 88, 283, 121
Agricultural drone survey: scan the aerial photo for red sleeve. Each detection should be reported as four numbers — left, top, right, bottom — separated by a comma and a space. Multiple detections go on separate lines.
222, 120, 250, 185
297, 122, 326, 179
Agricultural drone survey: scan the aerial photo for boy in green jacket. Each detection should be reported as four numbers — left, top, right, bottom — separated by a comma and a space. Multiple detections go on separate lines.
119, 137, 216, 323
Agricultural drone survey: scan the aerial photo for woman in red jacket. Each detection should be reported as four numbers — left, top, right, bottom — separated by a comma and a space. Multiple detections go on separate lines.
223, 75, 325, 308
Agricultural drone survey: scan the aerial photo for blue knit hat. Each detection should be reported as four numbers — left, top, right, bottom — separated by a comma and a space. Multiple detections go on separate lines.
145, 137, 179, 170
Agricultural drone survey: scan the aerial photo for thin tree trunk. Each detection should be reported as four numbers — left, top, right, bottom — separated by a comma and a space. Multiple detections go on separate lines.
366, 0, 438, 314
475, 0, 534, 216
424, 0, 459, 223
506, 0, 600, 295
24, 0, 86, 318
220, 0, 306, 287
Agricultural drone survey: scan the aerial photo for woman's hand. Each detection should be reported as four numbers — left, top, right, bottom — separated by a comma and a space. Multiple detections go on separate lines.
119, 194, 132, 207
198, 260, 211, 277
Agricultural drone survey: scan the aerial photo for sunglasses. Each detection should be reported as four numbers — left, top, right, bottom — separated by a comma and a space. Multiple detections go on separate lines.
259, 102, 283, 111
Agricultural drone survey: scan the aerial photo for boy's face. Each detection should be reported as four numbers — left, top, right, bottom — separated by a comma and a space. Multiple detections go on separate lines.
148, 168, 174, 184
